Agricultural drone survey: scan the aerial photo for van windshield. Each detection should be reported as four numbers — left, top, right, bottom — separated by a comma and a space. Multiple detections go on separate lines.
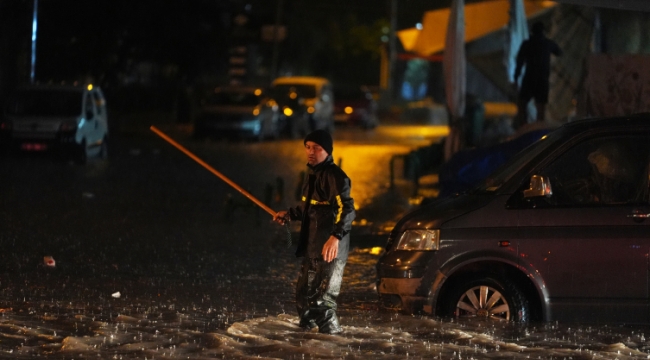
271, 84, 317, 100
479, 129, 564, 192
6, 89, 83, 117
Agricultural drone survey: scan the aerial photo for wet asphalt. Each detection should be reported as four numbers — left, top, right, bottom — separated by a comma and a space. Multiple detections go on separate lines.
4, 120, 650, 359
0, 120, 422, 339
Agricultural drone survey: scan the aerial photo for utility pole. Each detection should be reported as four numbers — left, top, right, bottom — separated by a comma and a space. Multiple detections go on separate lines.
270, 0, 284, 81
388, 0, 397, 103
30, 0, 38, 83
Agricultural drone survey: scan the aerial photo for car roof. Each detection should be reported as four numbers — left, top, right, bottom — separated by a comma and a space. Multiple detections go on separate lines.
563, 113, 650, 132
271, 76, 330, 86
213, 86, 266, 93
16, 83, 96, 92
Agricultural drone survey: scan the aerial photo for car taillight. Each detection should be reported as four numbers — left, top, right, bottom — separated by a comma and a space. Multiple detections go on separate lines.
0, 121, 11, 130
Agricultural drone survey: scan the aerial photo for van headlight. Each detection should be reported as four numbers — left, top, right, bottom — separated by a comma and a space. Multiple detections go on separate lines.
395, 229, 440, 251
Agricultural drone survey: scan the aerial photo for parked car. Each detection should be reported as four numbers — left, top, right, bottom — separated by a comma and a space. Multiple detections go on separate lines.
333, 85, 378, 129
376, 114, 650, 324
193, 86, 282, 141
270, 76, 334, 138
1, 83, 108, 163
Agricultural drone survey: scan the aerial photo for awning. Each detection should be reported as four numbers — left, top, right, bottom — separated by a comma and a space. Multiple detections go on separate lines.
397, 0, 557, 56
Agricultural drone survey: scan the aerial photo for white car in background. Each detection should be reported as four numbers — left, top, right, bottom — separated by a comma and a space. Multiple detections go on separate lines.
270, 76, 335, 138
1, 84, 109, 163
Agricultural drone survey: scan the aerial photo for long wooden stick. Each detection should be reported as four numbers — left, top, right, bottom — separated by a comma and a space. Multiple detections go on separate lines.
150, 125, 277, 217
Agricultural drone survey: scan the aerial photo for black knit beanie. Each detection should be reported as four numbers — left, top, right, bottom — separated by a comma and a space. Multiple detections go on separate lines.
304, 129, 333, 155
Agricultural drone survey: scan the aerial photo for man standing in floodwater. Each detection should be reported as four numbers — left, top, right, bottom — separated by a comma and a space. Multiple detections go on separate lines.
513, 21, 562, 128
273, 129, 355, 335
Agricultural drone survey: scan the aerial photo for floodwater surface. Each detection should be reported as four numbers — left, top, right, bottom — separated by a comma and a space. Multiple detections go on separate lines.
1, 126, 649, 359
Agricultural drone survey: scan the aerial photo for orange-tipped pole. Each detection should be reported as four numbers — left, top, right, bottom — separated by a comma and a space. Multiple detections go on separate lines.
150, 125, 277, 217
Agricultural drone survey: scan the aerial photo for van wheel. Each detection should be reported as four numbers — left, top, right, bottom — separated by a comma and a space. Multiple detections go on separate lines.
442, 276, 528, 322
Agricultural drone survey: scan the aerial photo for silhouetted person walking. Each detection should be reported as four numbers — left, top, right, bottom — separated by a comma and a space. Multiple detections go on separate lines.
513, 22, 562, 128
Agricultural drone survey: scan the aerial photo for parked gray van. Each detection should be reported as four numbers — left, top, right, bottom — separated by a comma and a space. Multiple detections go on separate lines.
376, 114, 650, 324
1, 84, 108, 163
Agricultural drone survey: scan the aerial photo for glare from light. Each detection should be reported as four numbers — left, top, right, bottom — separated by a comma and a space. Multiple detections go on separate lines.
283, 107, 293, 116
87, 84, 93, 91
416, 23, 423, 30
344, 106, 353, 114
254, 88, 262, 96
241, 120, 261, 131
289, 91, 297, 99
253, 108, 260, 116
307, 106, 315, 114
370, 247, 383, 255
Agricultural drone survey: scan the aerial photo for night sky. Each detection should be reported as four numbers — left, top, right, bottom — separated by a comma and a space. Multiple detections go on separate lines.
0, 0, 460, 93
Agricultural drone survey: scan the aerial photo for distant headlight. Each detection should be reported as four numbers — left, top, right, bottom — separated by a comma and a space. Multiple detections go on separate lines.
395, 229, 440, 251
344, 106, 353, 114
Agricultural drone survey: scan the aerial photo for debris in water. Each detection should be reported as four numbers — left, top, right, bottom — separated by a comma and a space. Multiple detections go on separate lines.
44, 256, 56, 267
82, 192, 95, 199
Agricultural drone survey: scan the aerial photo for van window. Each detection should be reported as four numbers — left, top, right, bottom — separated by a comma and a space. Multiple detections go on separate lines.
539, 135, 650, 205
6, 89, 83, 117
272, 84, 317, 100
85, 93, 95, 120
480, 129, 563, 191
92, 91, 103, 115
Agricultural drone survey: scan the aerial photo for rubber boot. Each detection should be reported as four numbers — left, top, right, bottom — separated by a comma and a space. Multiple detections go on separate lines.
316, 309, 342, 334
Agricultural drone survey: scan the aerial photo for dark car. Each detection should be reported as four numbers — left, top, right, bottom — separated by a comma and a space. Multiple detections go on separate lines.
333, 85, 378, 129
376, 114, 650, 324
193, 86, 282, 140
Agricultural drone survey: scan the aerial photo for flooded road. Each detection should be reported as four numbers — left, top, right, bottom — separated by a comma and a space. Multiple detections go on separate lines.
1, 123, 650, 359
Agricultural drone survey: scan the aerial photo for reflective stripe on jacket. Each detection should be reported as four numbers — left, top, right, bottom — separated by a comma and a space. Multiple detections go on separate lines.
289, 156, 355, 260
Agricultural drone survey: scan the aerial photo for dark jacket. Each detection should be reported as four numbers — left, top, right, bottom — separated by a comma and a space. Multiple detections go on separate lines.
289, 156, 355, 260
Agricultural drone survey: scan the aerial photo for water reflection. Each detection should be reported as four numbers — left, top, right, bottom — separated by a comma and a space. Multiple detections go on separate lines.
3, 129, 650, 359
2, 247, 650, 359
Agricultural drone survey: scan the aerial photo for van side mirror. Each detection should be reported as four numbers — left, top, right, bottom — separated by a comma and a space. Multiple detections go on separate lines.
523, 175, 553, 198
